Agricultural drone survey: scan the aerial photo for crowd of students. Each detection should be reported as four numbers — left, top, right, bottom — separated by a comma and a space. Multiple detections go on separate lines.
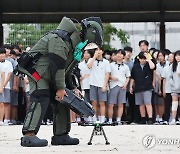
0, 40, 180, 126
76, 40, 180, 125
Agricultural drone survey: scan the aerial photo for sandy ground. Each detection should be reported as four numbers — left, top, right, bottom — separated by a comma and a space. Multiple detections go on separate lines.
0, 124, 180, 154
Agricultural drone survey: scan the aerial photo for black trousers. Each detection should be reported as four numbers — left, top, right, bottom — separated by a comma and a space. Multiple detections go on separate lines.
164, 93, 172, 121
126, 92, 141, 123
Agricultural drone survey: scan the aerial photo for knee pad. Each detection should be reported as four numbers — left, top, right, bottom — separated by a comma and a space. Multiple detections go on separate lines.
22, 90, 49, 135
172, 101, 178, 111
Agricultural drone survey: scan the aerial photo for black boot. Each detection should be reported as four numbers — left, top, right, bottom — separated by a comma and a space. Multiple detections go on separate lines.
51, 134, 79, 145
21, 136, 48, 147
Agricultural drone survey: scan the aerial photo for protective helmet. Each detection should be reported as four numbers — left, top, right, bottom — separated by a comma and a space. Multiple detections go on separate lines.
81, 17, 104, 46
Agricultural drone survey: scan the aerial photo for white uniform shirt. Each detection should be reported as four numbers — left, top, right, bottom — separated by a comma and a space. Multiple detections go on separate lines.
78, 60, 91, 90
88, 58, 110, 87
156, 61, 169, 77
169, 64, 180, 93
177, 62, 180, 75
0, 62, 5, 85
110, 62, 130, 89
161, 64, 172, 93
0, 60, 13, 89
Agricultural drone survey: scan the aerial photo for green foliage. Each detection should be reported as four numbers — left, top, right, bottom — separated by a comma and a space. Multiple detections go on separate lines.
102, 23, 129, 50
6, 23, 58, 49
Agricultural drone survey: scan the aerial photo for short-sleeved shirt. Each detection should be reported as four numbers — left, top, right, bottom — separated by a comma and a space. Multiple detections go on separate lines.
0, 60, 13, 89
177, 62, 180, 75
169, 65, 180, 93
161, 64, 172, 93
88, 58, 110, 88
0, 62, 5, 84
156, 61, 169, 77
124, 59, 134, 92
109, 62, 130, 89
78, 60, 91, 90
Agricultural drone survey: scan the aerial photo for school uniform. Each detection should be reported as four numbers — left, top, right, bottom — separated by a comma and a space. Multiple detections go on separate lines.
78, 60, 91, 102
109, 62, 130, 104
88, 58, 110, 102
0, 60, 13, 103
131, 62, 154, 105
161, 64, 172, 122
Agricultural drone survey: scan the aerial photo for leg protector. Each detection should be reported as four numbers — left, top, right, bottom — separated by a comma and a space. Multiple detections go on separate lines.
172, 101, 179, 111
52, 101, 71, 136
22, 89, 50, 135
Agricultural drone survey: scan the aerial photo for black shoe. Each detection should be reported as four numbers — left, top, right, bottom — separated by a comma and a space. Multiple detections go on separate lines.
139, 117, 146, 124
147, 120, 153, 125
21, 136, 48, 147
51, 134, 79, 145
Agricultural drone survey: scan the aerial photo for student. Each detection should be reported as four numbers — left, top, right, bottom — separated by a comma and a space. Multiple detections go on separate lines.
130, 52, 155, 124
108, 49, 130, 125
177, 62, 180, 78
87, 43, 110, 124
0, 49, 13, 125
155, 51, 168, 124
0, 48, 5, 125
161, 52, 174, 124
169, 50, 180, 125
8, 49, 19, 125
78, 48, 92, 123
134, 40, 157, 123
124, 46, 140, 124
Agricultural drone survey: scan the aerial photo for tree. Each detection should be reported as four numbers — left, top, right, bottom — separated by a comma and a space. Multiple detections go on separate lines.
6, 23, 129, 50
103, 23, 129, 50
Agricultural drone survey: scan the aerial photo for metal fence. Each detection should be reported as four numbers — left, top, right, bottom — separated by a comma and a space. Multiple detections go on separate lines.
3, 23, 58, 50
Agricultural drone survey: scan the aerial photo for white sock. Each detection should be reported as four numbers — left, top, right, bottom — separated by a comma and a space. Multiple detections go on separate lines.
4, 119, 10, 123
92, 115, 97, 122
100, 116, 105, 123
76, 117, 81, 122
108, 118, 113, 123
156, 115, 159, 121
84, 117, 88, 122
171, 119, 176, 123
88, 116, 92, 122
116, 117, 121, 122
159, 118, 163, 121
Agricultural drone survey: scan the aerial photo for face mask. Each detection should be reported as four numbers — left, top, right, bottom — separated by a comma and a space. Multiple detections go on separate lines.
165, 55, 168, 61
105, 54, 111, 60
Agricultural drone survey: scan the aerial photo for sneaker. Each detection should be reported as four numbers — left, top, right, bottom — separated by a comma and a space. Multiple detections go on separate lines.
176, 121, 180, 125
0, 121, 4, 126
46, 119, 53, 125
139, 120, 146, 124
10, 120, 17, 125
163, 121, 169, 125
159, 121, 164, 125
169, 121, 176, 125
154, 121, 160, 125
106, 121, 113, 125
3, 121, 9, 126
117, 121, 123, 125
21, 136, 48, 147
41, 121, 46, 125
130, 122, 136, 125
147, 119, 153, 125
